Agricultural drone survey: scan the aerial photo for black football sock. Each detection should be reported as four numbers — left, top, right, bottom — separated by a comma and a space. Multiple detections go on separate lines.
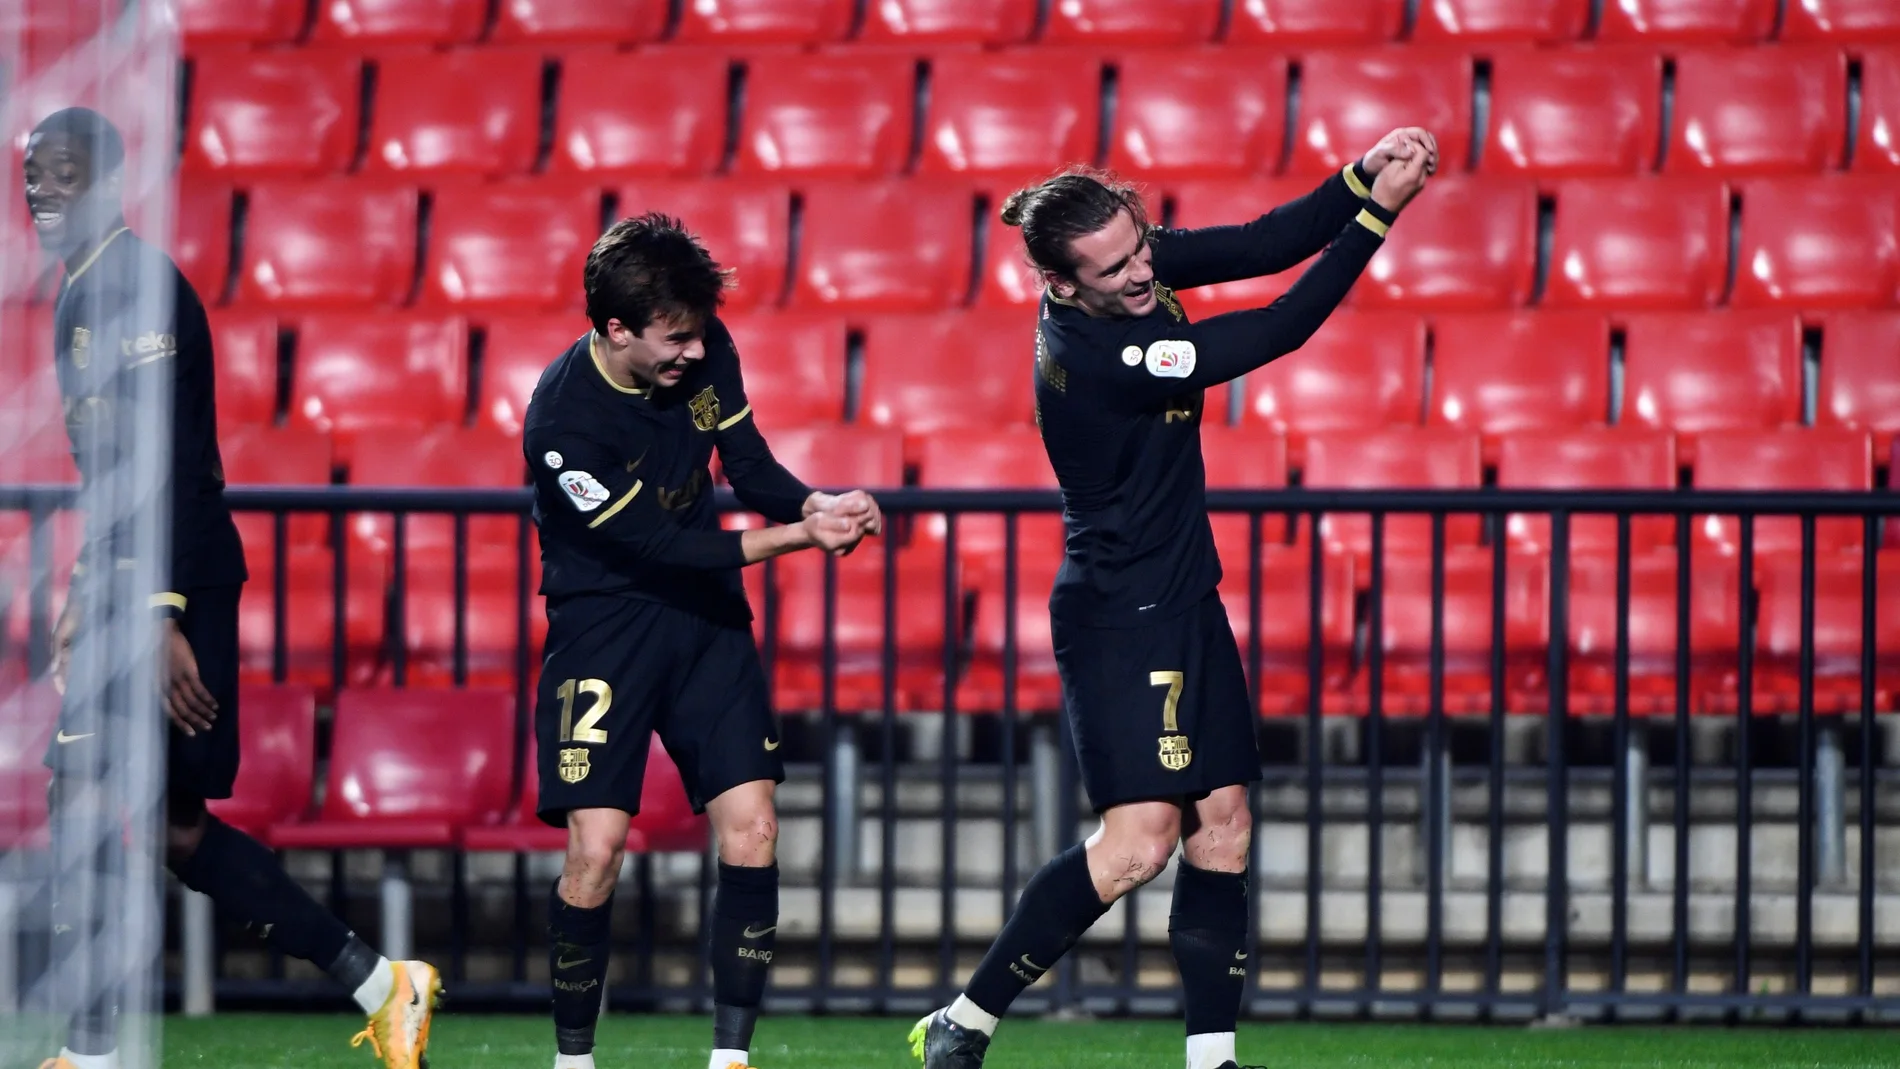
169, 815, 354, 970
549, 879, 614, 1057
961, 843, 1110, 1020
710, 862, 779, 1053
1169, 860, 1249, 1038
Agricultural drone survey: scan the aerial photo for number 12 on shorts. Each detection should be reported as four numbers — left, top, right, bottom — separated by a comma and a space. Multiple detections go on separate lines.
557, 678, 612, 744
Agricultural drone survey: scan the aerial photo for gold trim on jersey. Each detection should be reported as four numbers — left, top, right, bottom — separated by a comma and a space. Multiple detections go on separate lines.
590, 334, 650, 396
1342, 162, 1371, 199
587, 480, 643, 528
1355, 209, 1390, 238
715, 404, 752, 431
65, 227, 130, 287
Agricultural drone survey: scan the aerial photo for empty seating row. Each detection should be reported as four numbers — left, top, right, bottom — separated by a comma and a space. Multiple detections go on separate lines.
27, 176, 1895, 317
175, 46, 1900, 180
175, 0, 1900, 46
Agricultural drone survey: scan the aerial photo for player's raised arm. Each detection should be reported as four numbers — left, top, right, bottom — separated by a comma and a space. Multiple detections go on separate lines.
1150, 128, 1438, 291
701, 319, 819, 524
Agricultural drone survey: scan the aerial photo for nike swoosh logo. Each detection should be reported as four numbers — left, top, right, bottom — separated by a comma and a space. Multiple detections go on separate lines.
1019, 954, 1046, 973
626, 450, 647, 473
555, 955, 592, 970
763, 738, 780, 751
54, 730, 95, 744
743, 924, 777, 939
1234, 950, 1248, 961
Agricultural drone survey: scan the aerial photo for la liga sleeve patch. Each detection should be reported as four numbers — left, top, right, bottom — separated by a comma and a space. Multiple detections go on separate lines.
1144, 339, 1196, 379
558, 470, 612, 512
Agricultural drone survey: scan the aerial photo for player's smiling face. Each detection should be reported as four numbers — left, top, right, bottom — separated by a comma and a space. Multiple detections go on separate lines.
22, 130, 116, 257
623, 311, 707, 389
1050, 208, 1156, 319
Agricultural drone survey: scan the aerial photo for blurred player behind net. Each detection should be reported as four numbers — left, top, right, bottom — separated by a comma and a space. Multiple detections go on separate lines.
24, 107, 440, 1069
911, 130, 1436, 1069
522, 213, 881, 1069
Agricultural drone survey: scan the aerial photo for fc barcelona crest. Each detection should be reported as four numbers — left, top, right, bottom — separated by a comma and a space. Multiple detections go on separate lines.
558, 746, 592, 784
688, 386, 720, 431
1157, 734, 1193, 771
71, 327, 91, 369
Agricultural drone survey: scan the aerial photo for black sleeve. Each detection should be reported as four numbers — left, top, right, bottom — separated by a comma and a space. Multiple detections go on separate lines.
705, 319, 813, 524
1087, 203, 1396, 411
1149, 162, 1373, 292
535, 430, 749, 570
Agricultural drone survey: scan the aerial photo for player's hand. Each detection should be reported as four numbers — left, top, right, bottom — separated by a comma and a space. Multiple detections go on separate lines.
1370, 149, 1431, 214
1362, 128, 1438, 178
161, 619, 219, 737
815, 489, 883, 537
50, 601, 78, 696
801, 510, 866, 558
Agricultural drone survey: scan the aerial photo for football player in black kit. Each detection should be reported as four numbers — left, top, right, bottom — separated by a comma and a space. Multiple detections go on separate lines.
25, 108, 439, 1069
524, 213, 881, 1069
912, 130, 1436, 1069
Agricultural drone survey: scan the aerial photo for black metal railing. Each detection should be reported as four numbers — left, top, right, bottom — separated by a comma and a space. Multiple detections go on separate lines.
1, 484, 1895, 1020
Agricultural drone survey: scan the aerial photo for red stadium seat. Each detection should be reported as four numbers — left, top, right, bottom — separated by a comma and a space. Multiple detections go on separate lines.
478, 315, 583, 437
1693, 429, 1873, 561
186, 50, 360, 176
237, 546, 386, 687
1818, 312, 1900, 453
1619, 311, 1801, 450
1667, 48, 1846, 176
1733, 177, 1900, 309
1545, 179, 1728, 309
1202, 424, 1290, 546
771, 548, 956, 711
962, 553, 1063, 712
209, 310, 280, 427
1549, 551, 1743, 716
205, 684, 317, 833
1227, 0, 1404, 43
1362, 548, 1548, 715
1496, 428, 1678, 556
1238, 311, 1425, 462
1216, 544, 1357, 716
1595, 0, 1777, 41
270, 689, 514, 848
0, 684, 56, 849
554, 49, 727, 176
1482, 49, 1663, 177
1288, 50, 1472, 177
312, 0, 487, 43
1167, 178, 1353, 316
757, 425, 907, 489
168, 181, 233, 301
673, 0, 855, 44
738, 54, 914, 178
1856, 48, 1900, 173
179, 0, 306, 44
347, 425, 526, 559
794, 182, 974, 311
425, 182, 601, 311
615, 180, 788, 310
490, 0, 669, 42
220, 424, 335, 552
1412, 0, 1589, 41
463, 736, 707, 853
1356, 177, 1535, 310
921, 52, 1100, 183
399, 553, 546, 688
1430, 312, 1608, 463
859, 0, 1038, 45
1746, 551, 1900, 714
1108, 51, 1286, 180
364, 49, 543, 176
859, 311, 1038, 439
1775, 0, 1900, 40
236, 182, 420, 309
1040, 0, 1221, 45
1301, 428, 1484, 570
289, 314, 469, 462
914, 426, 1062, 575
718, 312, 848, 429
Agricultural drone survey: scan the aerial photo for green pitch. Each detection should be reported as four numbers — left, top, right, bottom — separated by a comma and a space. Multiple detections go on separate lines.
162, 1013, 1896, 1068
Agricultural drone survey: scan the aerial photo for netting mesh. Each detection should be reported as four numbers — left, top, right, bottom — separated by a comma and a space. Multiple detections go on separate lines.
2, 2, 179, 1066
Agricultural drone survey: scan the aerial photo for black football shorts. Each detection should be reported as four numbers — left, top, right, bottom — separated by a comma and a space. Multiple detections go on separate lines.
534, 594, 784, 826
1052, 592, 1261, 812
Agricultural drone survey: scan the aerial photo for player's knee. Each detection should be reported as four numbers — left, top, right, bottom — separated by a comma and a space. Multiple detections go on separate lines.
564, 825, 626, 905
715, 808, 778, 867
1185, 788, 1252, 870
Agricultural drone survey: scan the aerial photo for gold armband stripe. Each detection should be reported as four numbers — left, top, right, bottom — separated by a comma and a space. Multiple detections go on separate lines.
1355, 209, 1390, 238
716, 405, 753, 431
150, 592, 187, 611
588, 481, 643, 529
1342, 163, 1371, 199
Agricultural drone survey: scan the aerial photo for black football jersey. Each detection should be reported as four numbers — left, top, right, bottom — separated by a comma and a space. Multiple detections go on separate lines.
52, 225, 246, 604
1034, 164, 1394, 627
523, 316, 812, 626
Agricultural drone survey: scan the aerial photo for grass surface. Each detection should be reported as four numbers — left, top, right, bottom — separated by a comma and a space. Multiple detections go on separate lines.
156, 1013, 1900, 1068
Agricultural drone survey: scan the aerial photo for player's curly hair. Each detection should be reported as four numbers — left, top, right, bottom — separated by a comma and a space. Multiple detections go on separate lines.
999, 167, 1151, 281
584, 212, 731, 335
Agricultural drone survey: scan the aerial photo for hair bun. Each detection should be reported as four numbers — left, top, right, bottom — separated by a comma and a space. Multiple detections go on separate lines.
999, 189, 1029, 228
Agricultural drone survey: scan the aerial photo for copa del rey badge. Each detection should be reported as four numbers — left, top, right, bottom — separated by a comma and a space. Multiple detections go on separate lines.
558, 470, 611, 512
1144, 339, 1196, 379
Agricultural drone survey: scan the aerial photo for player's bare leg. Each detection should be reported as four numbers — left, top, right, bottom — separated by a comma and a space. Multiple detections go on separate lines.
1174, 786, 1253, 1069
550, 807, 628, 1069
914, 800, 1183, 1068
703, 779, 781, 1069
